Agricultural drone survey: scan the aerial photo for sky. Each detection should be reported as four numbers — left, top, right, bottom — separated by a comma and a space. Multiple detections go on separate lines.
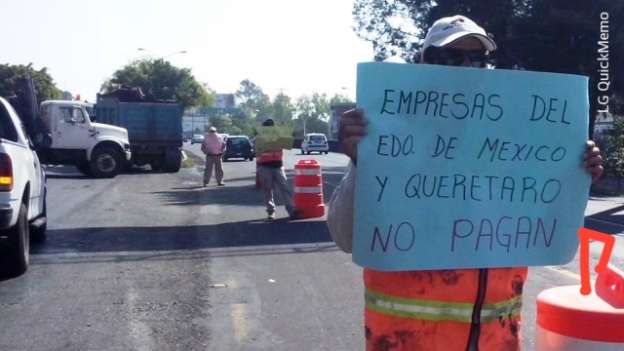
0, 0, 374, 102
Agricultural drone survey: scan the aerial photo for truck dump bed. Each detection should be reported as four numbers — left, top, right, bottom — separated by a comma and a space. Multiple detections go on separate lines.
96, 97, 183, 145
95, 89, 183, 172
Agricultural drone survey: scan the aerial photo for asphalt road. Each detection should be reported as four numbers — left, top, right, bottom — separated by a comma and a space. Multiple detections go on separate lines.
0, 143, 622, 350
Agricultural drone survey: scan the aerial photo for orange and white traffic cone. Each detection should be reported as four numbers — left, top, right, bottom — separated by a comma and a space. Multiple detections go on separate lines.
293, 159, 325, 218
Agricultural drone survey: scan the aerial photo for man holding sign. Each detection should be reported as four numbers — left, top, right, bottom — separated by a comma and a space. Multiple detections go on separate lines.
255, 118, 301, 220
327, 15, 604, 351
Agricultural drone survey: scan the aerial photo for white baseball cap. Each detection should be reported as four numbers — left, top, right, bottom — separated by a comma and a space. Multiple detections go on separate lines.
208, 126, 217, 132
422, 15, 496, 56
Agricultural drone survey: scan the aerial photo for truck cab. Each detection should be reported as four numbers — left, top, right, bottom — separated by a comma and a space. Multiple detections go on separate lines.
39, 100, 131, 177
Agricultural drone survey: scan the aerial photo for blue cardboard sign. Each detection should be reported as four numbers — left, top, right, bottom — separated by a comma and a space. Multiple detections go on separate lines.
353, 62, 590, 271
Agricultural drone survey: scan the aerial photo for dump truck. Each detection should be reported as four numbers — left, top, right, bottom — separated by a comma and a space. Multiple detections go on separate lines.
95, 89, 183, 172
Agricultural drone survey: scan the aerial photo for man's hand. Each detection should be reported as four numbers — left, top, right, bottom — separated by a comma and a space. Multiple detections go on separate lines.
584, 140, 603, 184
339, 108, 368, 164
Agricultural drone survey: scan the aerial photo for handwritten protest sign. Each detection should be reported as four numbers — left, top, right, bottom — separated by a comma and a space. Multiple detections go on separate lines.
255, 126, 293, 154
353, 63, 591, 271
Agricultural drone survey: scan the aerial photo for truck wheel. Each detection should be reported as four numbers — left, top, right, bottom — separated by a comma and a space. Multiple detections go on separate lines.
90, 146, 123, 178
77, 162, 92, 176
30, 192, 47, 243
0, 203, 29, 278
163, 150, 182, 173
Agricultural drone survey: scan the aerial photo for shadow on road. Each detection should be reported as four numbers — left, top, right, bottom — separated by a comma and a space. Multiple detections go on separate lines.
155, 166, 347, 207
585, 204, 624, 234
45, 165, 161, 179
153, 183, 262, 206
43, 165, 89, 179
30, 218, 335, 263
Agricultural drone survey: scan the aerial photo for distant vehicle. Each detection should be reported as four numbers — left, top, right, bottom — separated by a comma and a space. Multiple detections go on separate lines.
96, 91, 183, 172
0, 97, 47, 278
301, 133, 329, 155
191, 134, 205, 144
223, 135, 254, 161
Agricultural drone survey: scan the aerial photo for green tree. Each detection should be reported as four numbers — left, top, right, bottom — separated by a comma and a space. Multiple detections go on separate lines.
231, 116, 255, 136
330, 94, 354, 105
101, 59, 213, 108
209, 114, 233, 132
352, 0, 624, 134
294, 94, 331, 138
0, 63, 62, 104
271, 92, 296, 125
235, 79, 272, 120
603, 117, 624, 178
310, 92, 331, 120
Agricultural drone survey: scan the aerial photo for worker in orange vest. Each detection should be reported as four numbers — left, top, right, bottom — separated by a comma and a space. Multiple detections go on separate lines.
327, 15, 605, 351
257, 118, 301, 220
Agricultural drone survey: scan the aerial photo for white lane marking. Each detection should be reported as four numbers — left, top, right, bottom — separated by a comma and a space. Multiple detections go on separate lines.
231, 303, 248, 343
127, 287, 155, 351
225, 278, 239, 289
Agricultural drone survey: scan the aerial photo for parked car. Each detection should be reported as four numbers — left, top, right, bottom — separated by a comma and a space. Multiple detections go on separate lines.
191, 134, 205, 144
301, 133, 329, 154
223, 135, 254, 161
0, 97, 47, 279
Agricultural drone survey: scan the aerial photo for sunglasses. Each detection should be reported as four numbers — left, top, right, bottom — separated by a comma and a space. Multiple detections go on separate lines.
423, 47, 490, 68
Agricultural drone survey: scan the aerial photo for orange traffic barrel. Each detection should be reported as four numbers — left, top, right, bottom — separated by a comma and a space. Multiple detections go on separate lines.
293, 159, 324, 218
536, 281, 624, 350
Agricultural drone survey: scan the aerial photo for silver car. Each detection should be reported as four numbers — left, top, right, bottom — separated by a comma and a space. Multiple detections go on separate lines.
191, 134, 205, 144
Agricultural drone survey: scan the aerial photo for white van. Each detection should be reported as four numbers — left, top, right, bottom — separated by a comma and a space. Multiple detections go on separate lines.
301, 133, 329, 155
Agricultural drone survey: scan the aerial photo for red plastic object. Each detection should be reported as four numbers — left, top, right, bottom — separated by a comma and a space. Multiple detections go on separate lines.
293, 159, 325, 218
596, 264, 624, 309
577, 227, 614, 296
537, 285, 624, 343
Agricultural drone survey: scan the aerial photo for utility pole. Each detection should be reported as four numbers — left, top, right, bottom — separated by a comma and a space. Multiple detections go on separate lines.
303, 117, 307, 136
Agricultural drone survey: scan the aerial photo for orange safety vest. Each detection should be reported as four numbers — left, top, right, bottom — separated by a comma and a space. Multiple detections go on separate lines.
365, 267, 527, 351
258, 150, 283, 164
